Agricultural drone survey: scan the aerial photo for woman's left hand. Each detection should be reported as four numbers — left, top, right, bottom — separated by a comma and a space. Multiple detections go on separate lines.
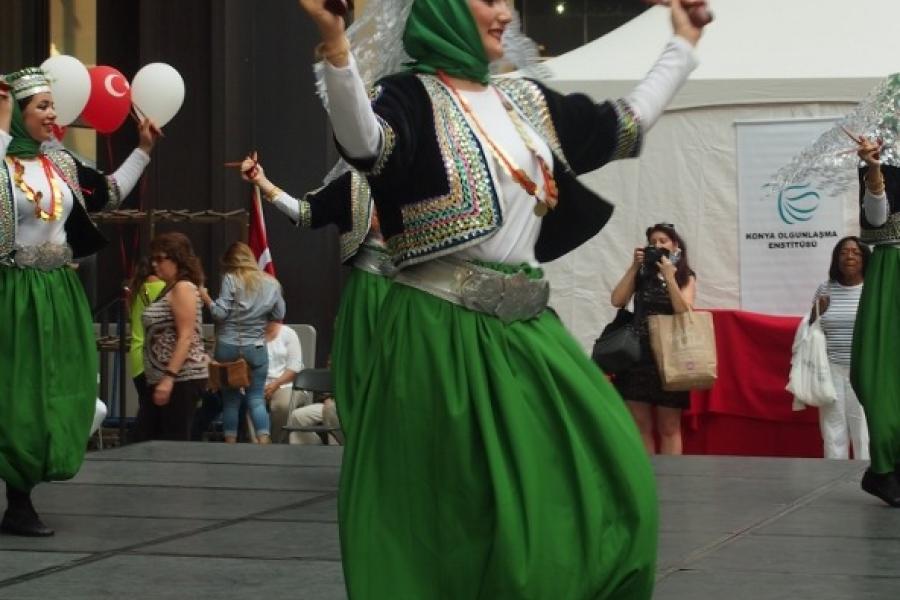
658, 255, 677, 279
153, 377, 174, 406
138, 118, 161, 154
668, 0, 709, 46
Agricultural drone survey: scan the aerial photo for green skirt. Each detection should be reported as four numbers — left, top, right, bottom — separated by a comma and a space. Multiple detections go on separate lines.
332, 267, 393, 436
851, 245, 900, 474
338, 280, 658, 599
0, 266, 97, 490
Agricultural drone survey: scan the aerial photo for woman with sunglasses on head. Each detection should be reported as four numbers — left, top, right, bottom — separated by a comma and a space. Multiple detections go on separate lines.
0, 68, 158, 537
611, 223, 696, 455
139, 233, 209, 441
126, 256, 167, 440
298, 0, 707, 597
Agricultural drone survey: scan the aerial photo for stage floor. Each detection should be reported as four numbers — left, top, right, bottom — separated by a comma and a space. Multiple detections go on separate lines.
1, 442, 899, 599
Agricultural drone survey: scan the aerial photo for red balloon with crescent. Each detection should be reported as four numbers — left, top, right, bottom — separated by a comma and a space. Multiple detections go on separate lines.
81, 65, 132, 134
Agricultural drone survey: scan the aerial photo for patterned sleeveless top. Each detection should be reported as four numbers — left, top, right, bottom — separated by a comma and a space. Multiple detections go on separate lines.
141, 281, 208, 384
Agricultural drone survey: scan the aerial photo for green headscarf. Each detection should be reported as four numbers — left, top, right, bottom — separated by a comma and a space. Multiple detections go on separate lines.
402, 0, 490, 85
6, 98, 42, 159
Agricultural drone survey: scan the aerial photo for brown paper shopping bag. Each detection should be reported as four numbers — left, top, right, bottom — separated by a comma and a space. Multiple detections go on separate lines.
647, 310, 717, 391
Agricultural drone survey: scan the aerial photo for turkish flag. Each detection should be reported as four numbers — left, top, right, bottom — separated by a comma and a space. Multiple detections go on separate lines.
249, 186, 275, 276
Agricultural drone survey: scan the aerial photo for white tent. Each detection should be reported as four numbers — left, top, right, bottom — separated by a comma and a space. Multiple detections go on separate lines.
541, 0, 900, 351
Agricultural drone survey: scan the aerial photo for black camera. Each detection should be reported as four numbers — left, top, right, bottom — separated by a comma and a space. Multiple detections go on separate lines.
642, 246, 670, 271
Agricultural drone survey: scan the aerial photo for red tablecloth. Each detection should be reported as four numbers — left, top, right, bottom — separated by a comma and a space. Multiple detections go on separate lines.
683, 309, 824, 458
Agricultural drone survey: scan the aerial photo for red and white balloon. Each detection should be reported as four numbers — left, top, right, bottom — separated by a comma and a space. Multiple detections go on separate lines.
81, 65, 132, 134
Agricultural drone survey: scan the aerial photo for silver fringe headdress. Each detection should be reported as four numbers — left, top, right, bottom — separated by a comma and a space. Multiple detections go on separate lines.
315, 0, 548, 109
767, 73, 900, 196
316, 0, 548, 183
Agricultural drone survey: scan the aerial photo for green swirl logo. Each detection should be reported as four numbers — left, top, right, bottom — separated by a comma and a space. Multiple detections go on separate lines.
777, 184, 820, 225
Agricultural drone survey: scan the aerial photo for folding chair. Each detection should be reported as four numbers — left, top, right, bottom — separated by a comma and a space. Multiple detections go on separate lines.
283, 368, 341, 444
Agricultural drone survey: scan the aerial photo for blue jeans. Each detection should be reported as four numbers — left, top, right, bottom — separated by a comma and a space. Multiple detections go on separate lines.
215, 342, 270, 437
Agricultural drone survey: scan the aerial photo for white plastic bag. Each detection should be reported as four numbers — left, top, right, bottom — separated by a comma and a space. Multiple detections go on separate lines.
786, 314, 837, 409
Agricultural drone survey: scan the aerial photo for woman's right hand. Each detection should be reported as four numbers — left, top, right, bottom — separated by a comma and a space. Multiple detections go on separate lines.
298, 0, 346, 42
857, 136, 882, 168
240, 156, 265, 184
632, 247, 646, 270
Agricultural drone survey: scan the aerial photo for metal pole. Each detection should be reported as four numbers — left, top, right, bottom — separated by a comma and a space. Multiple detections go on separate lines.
118, 293, 128, 445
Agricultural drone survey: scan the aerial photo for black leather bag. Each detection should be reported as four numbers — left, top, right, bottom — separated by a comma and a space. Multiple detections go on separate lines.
591, 309, 641, 374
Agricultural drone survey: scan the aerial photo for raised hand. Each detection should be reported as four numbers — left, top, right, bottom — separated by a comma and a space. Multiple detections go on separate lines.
137, 117, 161, 154
856, 135, 882, 168
240, 153, 265, 184
646, 0, 711, 45
298, 0, 347, 41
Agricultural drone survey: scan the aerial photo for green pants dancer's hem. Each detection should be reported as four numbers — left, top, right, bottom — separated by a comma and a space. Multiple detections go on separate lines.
851, 245, 900, 474
0, 266, 96, 490
338, 280, 658, 599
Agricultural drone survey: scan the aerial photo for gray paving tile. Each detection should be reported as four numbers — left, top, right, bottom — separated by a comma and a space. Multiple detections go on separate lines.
89, 441, 343, 468
655, 569, 900, 600
690, 533, 900, 577
31, 483, 321, 521
0, 555, 346, 600
657, 530, 730, 572
0, 551, 88, 582
808, 477, 894, 507
653, 455, 865, 482
136, 519, 341, 561
255, 496, 338, 523
0, 515, 213, 553
753, 503, 900, 539
659, 500, 779, 534
656, 472, 830, 505
71, 460, 339, 492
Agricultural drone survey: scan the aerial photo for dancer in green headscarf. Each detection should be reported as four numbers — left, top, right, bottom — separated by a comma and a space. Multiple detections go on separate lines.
299, 0, 708, 597
852, 138, 900, 507
0, 67, 159, 536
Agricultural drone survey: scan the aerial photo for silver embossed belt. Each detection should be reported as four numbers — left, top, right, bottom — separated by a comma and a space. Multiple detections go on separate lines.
394, 256, 549, 323
10, 242, 74, 271
352, 244, 397, 277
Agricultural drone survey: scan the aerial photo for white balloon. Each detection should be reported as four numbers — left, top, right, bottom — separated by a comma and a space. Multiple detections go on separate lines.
40, 54, 91, 126
130, 63, 185, 128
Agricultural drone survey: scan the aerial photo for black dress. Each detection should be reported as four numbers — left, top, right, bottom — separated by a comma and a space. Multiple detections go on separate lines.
613, 267, 693, 409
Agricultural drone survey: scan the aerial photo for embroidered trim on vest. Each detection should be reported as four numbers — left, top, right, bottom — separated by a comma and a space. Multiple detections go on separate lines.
387, 75, 502, 268
339, 172, 373, 262
297, 195, 313, 229
103, 174, 123, 210
44, 150, 86, 209
861, 212, 900, 245
368, 115, 397, 177
610, 99, 643, 160
0, 164, 14, 260
494, 78, 571, 172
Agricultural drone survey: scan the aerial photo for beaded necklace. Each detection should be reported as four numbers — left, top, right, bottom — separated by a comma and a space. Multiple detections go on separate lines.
7, 155, 63, 221
437, 71, 558, 217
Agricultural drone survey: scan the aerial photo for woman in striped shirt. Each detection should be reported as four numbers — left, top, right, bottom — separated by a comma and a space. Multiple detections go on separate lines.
810, 236, 871, 460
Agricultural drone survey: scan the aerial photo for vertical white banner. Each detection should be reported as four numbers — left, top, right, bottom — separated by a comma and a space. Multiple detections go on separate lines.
736, 119, 848, 315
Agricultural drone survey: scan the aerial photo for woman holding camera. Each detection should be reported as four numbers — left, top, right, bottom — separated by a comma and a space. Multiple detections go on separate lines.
611, 223, 696, 455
